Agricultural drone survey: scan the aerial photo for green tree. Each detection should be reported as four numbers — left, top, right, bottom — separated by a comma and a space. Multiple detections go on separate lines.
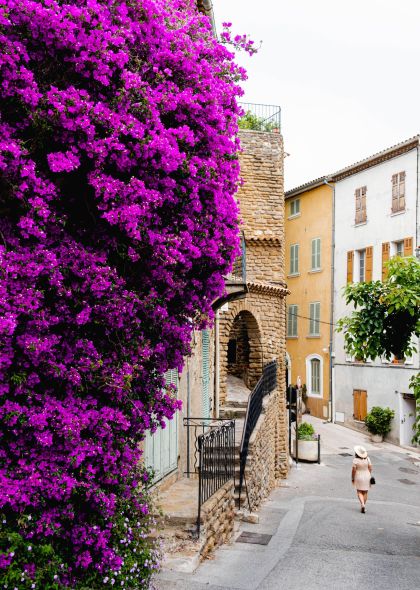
337, 256, 420, 361
337, 256, 420, 442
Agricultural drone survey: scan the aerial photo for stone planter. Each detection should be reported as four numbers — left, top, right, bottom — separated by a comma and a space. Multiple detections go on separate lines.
292, 437, 320, 462
370, 433, 383, 443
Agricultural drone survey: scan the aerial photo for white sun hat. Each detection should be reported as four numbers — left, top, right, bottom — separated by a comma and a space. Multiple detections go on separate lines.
354, 445, 368, 459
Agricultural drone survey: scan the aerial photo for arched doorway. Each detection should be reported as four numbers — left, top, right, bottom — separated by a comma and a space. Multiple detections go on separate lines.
226, 310, 263, 393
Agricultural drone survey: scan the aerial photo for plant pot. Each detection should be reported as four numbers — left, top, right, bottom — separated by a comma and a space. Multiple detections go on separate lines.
371, 434, 383, 443
292, 439, 319, 462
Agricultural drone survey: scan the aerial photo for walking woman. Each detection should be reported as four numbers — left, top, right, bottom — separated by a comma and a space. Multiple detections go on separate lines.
352, 445, 373, 513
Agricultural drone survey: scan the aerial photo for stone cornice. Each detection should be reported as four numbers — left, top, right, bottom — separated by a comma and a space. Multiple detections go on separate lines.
247, 281, 289, 297
246, 236, 282, 247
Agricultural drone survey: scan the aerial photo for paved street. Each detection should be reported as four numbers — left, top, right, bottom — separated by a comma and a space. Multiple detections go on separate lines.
155, 418, 420, 590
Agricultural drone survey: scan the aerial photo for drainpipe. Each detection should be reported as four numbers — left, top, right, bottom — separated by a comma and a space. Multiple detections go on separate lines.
214, 309, 220, 418
324, 178, 335, 422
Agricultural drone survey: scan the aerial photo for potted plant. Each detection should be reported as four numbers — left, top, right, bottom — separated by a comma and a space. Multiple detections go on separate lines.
292, 422, 320, 462
365, 406, 395, 442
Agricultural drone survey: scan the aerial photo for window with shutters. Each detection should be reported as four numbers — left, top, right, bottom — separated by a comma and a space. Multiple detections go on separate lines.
306, 354, 323, 397
290, 243, 299, 275
144, 369, 178, 482
353, 389, 367, 421
404, 237, 413, 257
289, 198, 300, 217
309, 302, 320, 336
202, 329, 211, 419
391, 172, 406, 213
365, 246, 373, 281
355, 186, 367, 224
347, 251, 354, 283
287, 304, 298, 337
311, 238, 321, 271
382, 242, 390, 281
358, 249, 366, 282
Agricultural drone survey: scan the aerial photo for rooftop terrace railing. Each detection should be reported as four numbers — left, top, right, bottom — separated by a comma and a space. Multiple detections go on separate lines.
238, 102, 281, 133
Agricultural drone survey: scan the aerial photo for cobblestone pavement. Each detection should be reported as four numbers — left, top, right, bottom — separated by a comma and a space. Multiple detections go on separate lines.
154, 419, 420, 590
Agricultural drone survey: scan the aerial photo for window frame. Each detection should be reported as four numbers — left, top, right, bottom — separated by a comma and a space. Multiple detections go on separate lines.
305, 354, 323, 398
287, 304, 298, 338
308, 301, 321, 336
358, 249, 366, 283
391, 171, 406, 213
311, 237, 321, 271
289, 198, 300, 218
289, 243, 299, 275
355, 186, 367, 224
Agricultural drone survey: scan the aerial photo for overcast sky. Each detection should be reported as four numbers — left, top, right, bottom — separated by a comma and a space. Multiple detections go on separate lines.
215, 0, 420, 190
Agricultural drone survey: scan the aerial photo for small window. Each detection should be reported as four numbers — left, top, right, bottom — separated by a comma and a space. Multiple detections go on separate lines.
310, 359, 321, 395
355, 186, 367, 224
309, 302, 320, 336
306, 354, 323, 397
391, 172, 405, 213
290, 198, 300, 217
290, 244, 299, 275
287, 305, 298, 337
358, 249, 366, 283
311, 238, 321, 270
394, 241, 404, 257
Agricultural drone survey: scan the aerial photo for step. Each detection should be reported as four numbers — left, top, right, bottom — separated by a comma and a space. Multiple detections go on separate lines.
225, 399, 249, 409
219, 406, 247, 420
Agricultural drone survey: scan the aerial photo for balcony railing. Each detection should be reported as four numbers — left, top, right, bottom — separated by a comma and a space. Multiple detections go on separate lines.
238, 102, 281, 133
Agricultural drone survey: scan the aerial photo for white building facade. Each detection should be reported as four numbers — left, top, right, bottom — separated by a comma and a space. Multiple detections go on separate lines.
332, 137, 419, 446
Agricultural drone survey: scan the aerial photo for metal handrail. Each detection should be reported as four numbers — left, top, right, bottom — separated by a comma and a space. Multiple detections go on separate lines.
238, 360, 277, 509
183, 418, 235, 535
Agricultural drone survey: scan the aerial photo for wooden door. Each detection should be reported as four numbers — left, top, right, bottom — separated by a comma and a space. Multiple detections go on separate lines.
353, 389, 367, 421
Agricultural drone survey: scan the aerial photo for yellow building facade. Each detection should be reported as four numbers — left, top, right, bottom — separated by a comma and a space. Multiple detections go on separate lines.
285, 179, 334, 419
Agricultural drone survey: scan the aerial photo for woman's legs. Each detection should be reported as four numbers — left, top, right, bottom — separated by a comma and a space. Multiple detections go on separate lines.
356, 490, 365, 507
363, 491, 368, 505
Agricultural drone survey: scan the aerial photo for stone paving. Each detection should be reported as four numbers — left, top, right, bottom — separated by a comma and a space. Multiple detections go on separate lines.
155, 417, 420, 590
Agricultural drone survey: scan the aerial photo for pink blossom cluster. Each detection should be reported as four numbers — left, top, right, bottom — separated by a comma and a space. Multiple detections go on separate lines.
0, 0, 243, 587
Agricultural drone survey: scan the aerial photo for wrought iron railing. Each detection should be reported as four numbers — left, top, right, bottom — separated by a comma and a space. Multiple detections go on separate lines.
239, 360, 277, 509
183, 418, 235, 535
225, 231, 246, 284
238, 102, 281, 133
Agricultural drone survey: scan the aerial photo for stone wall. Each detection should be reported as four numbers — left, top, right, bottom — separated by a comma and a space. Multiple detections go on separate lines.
244, 388, 288, 511
200, 480, 235, 558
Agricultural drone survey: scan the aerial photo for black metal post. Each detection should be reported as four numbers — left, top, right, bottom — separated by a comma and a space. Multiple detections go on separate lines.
317, 434, 321, 464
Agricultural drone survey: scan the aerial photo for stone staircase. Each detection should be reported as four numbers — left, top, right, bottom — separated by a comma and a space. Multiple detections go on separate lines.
219, 375, 253, 509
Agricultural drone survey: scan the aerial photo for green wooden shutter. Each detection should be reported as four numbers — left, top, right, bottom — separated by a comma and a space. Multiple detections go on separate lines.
144, 369, 178, 482
202, 330, 211, 418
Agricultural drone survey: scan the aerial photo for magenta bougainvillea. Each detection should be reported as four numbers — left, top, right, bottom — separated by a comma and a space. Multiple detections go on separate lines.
0, 1, 246, 587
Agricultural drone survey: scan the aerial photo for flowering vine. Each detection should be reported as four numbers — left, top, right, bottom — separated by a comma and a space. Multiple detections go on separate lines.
0, 0, 244, 587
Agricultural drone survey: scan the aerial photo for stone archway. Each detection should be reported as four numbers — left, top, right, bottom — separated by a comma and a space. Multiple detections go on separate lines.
227, 310, 262, 390
219, 304, 263, 406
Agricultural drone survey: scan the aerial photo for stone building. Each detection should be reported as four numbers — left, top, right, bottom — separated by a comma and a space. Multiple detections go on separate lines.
145, 112, 289, 565
217, 129, 289, 510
